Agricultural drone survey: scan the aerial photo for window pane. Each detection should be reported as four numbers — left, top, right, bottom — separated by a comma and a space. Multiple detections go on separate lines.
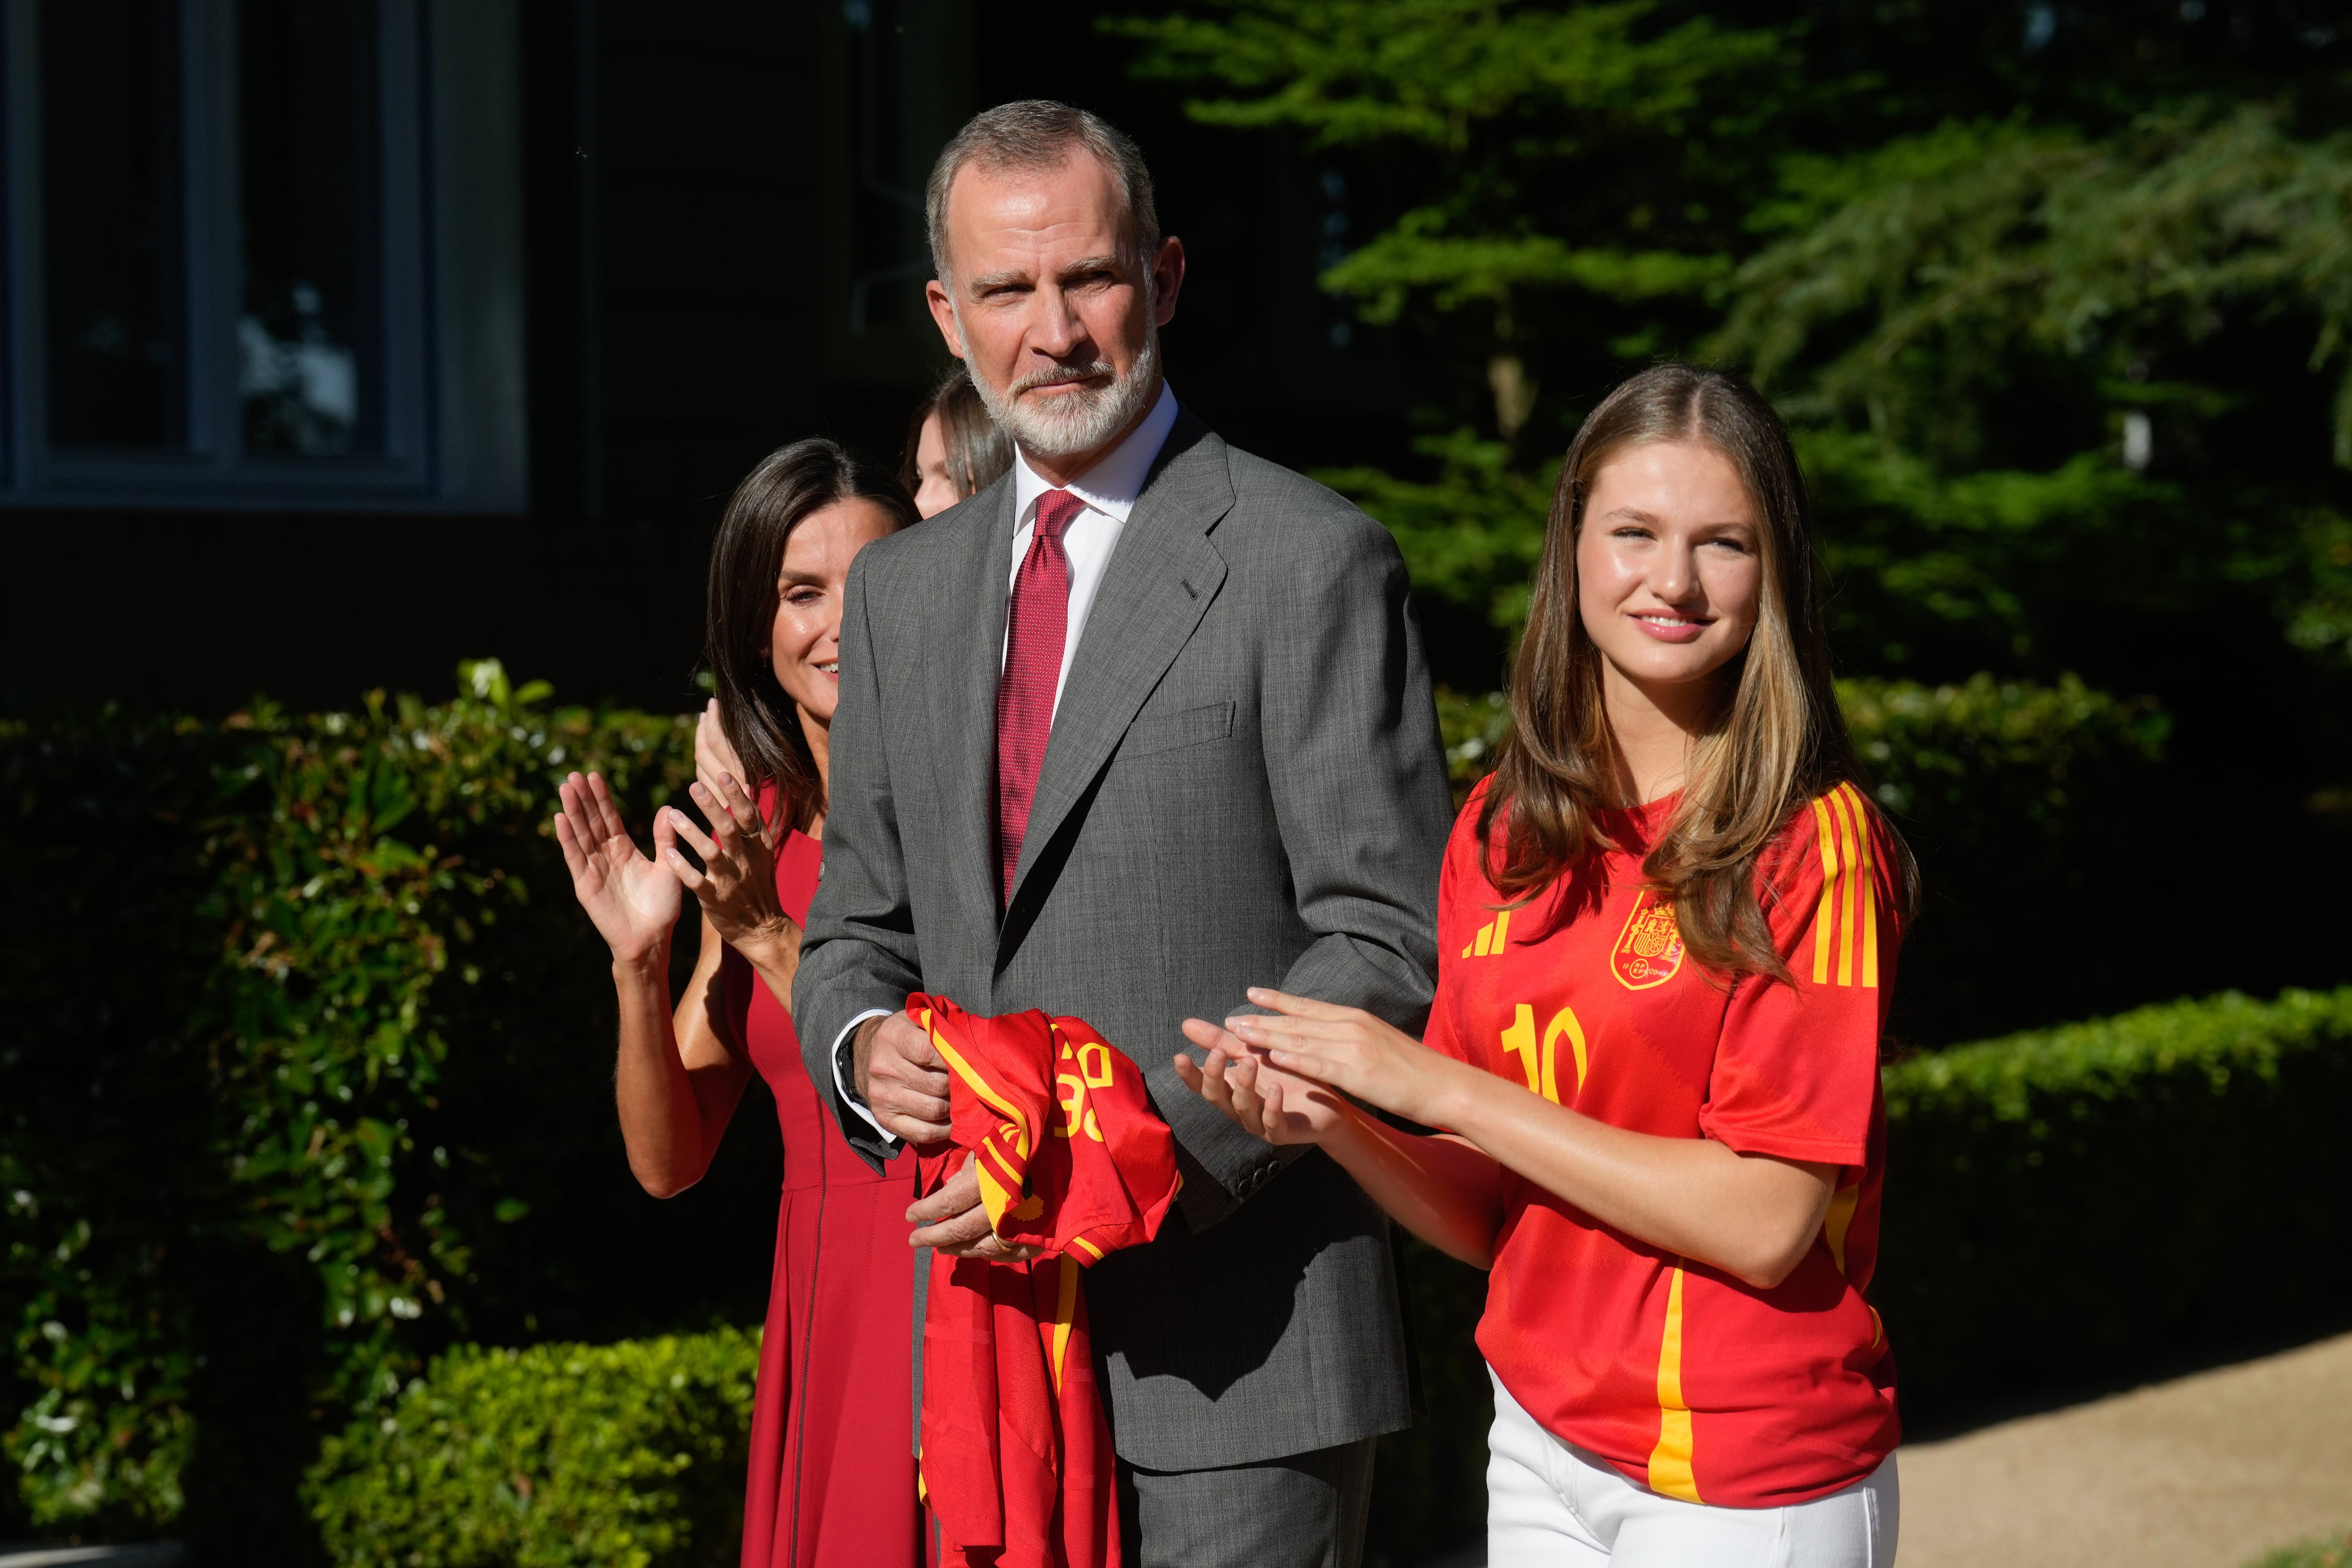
41, 0, 186, 450
238, 0, 380, 456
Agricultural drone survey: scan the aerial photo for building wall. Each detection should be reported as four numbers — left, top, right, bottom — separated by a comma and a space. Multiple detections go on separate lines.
2, 0, 1416, 718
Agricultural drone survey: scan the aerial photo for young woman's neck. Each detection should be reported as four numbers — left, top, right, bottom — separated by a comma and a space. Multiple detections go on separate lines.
797, 706, 831, 840
1599, 661, 1722, 806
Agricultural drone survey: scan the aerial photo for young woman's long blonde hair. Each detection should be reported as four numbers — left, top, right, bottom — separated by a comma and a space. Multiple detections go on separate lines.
1478, 364, 1917, 980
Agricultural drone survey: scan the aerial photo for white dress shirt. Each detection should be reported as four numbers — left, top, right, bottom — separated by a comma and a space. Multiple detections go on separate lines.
831, 380, 1183, 1135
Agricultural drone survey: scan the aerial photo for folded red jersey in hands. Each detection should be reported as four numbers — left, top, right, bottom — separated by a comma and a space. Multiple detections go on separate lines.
907, 994, 1183, 1568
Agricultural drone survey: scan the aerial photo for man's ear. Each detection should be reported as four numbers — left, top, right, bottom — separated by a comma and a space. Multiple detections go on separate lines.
925, 278, 967, 358
1151, 236, 1187, 328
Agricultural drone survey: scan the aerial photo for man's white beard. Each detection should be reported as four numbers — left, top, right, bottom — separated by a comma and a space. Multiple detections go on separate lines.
964, 325, 1161, 462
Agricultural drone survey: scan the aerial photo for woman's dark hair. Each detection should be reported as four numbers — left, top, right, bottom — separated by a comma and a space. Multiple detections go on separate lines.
706, 438, 917, 833
901, 364, 1013, 504
1480, 363, 1918, 980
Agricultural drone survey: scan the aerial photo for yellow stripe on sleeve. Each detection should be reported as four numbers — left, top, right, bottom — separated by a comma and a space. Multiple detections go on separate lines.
1828, 787, 1859, 987
1646, 1265, 1702, 1504
1810, 796, 1841, 985
1840, 784, 1881, 988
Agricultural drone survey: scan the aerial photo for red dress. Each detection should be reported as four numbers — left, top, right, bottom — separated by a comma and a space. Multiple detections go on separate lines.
721, 827, 922, 1568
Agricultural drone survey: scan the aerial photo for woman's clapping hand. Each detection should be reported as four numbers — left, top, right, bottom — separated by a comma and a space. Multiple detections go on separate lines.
554, 770, 683, 966
656, 769, 798, 964
1175, 1016, 1354, 1146
1180, 988, 1468, 1137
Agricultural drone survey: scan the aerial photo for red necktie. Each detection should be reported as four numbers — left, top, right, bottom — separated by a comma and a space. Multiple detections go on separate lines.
997, 489, 1082, 903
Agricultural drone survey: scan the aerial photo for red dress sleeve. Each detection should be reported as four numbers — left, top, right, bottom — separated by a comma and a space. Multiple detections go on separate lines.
1697, 783, 1902, 1171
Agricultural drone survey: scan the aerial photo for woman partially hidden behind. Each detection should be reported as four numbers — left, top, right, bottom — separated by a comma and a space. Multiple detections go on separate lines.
553, 441, 922, 1568
1184, 365, 1916, 1567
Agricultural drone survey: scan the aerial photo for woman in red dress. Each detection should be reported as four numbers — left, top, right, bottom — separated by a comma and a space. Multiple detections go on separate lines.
553, 438, 923, 1568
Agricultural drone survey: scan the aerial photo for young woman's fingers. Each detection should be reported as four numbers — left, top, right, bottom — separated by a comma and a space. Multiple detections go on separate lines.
1224, 1053, 1273, 1140
1182, 1017, 1248, 1056
1243, 987, 1367, 1023
1227, 1014, 1362, 1048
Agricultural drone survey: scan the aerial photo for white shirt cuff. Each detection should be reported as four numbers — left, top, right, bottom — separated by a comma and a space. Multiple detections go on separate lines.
831, 1009, 898, 1142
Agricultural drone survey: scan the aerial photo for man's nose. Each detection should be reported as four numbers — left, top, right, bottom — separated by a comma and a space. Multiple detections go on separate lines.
1026, 283, 1089, 361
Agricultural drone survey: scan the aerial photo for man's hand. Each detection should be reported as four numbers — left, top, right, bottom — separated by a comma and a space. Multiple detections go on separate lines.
906, 1162, 1041, 1262
855, 1013, 953, 1144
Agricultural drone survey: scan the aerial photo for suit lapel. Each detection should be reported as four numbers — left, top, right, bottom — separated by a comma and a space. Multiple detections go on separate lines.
925, 476, 1018, 927
1004, 417, 1234, 915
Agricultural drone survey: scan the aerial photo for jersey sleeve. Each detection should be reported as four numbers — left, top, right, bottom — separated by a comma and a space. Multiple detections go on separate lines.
1697, 782, 1901, 1169
1419, 780, 1492, 1067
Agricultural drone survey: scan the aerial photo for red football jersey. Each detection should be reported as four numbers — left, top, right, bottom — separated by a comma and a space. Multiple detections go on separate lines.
1426, 779, 1902, 1508
909, 996, 1183, 1568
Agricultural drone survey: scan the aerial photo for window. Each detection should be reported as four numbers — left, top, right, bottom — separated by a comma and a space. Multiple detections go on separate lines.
0, 0, 523, 510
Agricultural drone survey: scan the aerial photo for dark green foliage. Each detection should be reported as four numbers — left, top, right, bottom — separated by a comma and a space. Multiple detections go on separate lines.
1373, 985, 2352, 1564
1878, 986, 2352, 1408
305, 1330, 759, 1568
0, 667, 784, 1549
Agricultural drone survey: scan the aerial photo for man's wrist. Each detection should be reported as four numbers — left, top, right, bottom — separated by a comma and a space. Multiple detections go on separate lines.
847, 1014, 887, 1103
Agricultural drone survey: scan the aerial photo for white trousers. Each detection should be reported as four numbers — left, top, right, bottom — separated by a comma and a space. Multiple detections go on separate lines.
1486, 1371, 1899, 1568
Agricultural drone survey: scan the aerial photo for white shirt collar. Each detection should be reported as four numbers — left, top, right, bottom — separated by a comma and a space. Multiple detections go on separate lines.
1011, 380, 1181, 527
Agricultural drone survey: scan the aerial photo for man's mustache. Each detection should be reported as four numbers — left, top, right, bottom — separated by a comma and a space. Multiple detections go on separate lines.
1007, 362, 1117, 397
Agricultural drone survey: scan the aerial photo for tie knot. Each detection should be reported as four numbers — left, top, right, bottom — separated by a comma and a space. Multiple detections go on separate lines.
1033, 489, 1084, 540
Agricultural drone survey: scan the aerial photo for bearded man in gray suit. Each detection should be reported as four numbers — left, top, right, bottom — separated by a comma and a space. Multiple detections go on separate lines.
793, 99, 1453, 1568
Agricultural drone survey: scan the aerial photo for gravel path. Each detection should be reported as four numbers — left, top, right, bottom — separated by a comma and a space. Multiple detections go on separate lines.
1898, 1331, 2352, 1568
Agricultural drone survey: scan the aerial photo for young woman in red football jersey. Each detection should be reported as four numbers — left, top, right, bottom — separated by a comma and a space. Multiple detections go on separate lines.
1180, 364, 1916, 1566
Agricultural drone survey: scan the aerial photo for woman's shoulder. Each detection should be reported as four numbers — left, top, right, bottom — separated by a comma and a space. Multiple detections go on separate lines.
1447, 775, 1500, 855
1759, 779, 1903, 906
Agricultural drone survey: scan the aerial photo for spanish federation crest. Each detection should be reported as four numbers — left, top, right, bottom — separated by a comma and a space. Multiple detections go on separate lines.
1610, 889, 1685, 990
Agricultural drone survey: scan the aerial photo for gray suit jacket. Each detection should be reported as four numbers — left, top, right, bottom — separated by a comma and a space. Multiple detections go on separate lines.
794, 412, 1454, 1471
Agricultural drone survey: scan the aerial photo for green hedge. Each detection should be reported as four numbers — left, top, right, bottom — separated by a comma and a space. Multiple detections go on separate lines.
0, 665, 787, 1551
1440, 673, 2173, 1042
1877, 985, 2352, 1403
1372, 985, 2352, 1561
306, 1329, 759, 1568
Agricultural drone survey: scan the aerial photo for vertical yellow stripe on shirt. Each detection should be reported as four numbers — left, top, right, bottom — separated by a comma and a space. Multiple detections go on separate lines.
1047, 1254, 1079, 1395
1492, 909, 1510, 949
1646, 1265, 1702, 1503
1844, 784, 1880, 988
1828, 787, 1859, 987
1810, 796, 1841, 984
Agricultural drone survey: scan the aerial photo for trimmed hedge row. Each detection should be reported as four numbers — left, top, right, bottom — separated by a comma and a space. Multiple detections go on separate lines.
307, 1330, 758, 1568
1877, 985, 2352, 1401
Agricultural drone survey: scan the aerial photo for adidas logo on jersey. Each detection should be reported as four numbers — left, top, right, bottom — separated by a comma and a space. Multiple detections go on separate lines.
1462, 911, 1512, 958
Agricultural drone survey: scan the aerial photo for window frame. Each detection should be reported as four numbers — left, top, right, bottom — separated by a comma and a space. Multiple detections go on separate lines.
0, 0, 523, 512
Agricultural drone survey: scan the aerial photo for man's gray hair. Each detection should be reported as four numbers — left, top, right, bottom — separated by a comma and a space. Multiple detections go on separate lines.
925, 100, 1161, 282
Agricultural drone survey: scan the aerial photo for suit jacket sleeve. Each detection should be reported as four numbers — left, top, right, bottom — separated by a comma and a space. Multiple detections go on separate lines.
1173, 505, 1453, 1227
793, 551, 921, 1167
